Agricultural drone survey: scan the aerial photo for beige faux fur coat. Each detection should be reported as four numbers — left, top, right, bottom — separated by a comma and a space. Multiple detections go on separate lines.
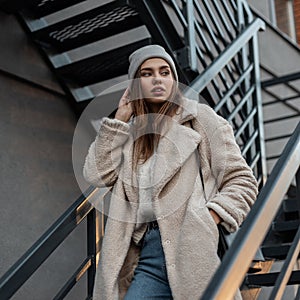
83, 98, 258, 300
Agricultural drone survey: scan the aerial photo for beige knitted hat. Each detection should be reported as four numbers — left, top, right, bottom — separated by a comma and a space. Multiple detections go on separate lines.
128, 44, 178, 82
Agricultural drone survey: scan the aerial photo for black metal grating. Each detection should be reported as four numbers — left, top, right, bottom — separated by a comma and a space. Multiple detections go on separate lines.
32, 2, 142, 51
49, 6, 138, 42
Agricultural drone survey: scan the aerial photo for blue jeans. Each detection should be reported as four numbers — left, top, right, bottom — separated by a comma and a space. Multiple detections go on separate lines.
124, 227, 173, 299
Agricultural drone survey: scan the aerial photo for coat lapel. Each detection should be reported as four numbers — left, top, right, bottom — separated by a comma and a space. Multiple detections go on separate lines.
121, 97, 201, 205
152, 120, 201, 197
121, 134, 139, 204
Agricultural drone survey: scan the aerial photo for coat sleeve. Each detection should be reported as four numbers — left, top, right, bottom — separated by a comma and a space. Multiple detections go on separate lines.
83, 117, 130, 187
202, 109, 258, 233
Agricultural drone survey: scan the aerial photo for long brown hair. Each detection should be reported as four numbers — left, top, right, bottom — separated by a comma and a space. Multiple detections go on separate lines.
130, 65, 182, 167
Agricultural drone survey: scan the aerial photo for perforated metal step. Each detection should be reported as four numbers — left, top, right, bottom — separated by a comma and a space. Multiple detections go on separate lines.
57, 39, 151, 86
30, 1, 142, 51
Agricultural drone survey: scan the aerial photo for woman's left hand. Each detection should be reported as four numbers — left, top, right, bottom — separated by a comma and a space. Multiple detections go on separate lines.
115, 88, 133, 123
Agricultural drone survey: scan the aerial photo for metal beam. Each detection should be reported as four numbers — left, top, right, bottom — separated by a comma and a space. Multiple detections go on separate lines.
261, 71, 300, 88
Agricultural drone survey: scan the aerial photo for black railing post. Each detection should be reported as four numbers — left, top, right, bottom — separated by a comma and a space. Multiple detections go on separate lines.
185, 0, 197, 72
297, 166, 300, 220
87, 208, 100, 299
249, 20, 267, 188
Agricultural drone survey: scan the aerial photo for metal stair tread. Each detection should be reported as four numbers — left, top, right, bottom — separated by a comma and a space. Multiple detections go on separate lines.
282, 198, 300, 213
56, 39, 152, 86
272, 219, 300, 232
246, 270, 300, 287
29, 0, 142, 52
261, 243, 294, 259
26, 0, 87, 18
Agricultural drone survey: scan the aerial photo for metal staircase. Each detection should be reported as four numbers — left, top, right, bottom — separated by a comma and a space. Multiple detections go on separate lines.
0, 0, 299, 299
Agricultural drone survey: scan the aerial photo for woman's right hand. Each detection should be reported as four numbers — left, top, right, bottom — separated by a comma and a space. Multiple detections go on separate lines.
115, 88, 133, 123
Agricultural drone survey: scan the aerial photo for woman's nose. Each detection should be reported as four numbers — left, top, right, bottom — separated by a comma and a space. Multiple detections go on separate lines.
152, 75, 162, 84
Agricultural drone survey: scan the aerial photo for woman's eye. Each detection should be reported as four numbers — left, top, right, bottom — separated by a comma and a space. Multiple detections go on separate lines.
161, 71, 170, 76
141, 72, 151, 77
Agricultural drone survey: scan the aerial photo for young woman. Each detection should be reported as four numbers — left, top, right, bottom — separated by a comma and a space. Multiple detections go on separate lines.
83, 45, 258, 300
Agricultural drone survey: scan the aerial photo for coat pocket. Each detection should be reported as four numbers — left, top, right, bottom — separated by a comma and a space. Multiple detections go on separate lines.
203, 207, 220, 244
190, 206, 219, 249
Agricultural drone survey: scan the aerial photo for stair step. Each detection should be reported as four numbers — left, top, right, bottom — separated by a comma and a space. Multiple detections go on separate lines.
272, 219, 300, 232
29, 0, 143, 52
261, 244, 293, 259
26, 0, 87, 18
246, 270, 300, 287
283, 198, 300, 213
56, 39, 151, 86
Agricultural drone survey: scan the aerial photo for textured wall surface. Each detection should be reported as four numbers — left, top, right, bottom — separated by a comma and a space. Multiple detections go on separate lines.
0, 12, 87, 300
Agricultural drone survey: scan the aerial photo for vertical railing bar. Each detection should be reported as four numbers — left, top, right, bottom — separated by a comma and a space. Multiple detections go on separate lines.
269, 228, 300, 300
187, 19, 265, 95
194, 19, 213, 60
202, 0, 230, 46
250, 31, 268, 186
87, 208, 97, 298
194, 44, 208, 68
215, 67, 249, 126
250, 151, 261, 170
194, 44, 225, 103
237, 0, 245, 31
235, 107, 257, 139
194, 16, 243, 114
228, 85, 255, 122
228, 0, 238, 11
211, 0, 235, 40
237, 0, 253, 164
296, 167, 300, 220
186, 0, 197, 71
203, 68, 246, 137
194, 45, 225, 102
168, 0, 188, 28
214, 63, 253, 112
241, 0, 254, 22
194, 35, 247, 129
193, 0, 220, 50
241, 130, 258, 157
194, 17, 243, 105
194, 0, 244, 88
220, 0, 239, 32
53, 257, 92, 300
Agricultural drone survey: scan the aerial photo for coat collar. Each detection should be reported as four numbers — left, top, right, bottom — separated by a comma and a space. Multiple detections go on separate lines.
122, 98, 201, 204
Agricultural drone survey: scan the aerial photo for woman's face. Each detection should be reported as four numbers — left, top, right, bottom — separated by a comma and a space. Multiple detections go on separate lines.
139, 58, 174, 106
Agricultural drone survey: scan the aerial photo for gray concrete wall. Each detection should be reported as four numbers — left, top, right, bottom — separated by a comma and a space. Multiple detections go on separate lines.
0, 12, 87, 299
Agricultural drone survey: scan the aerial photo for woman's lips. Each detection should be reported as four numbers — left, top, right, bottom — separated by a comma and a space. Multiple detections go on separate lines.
151, 87, 165, 96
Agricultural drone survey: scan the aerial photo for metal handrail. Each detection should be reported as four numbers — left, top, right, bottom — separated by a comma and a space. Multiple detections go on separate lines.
184, 18, 265, 97
0, 186, 100, 300
201, 122, 300, 300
